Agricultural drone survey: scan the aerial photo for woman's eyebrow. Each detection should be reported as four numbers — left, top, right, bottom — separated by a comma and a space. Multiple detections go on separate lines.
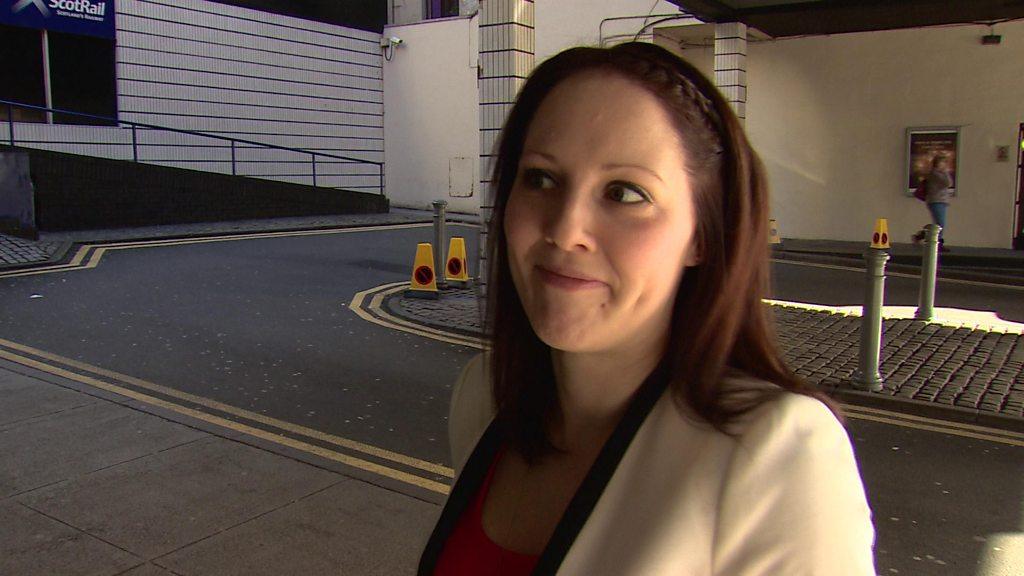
601, 163, 665, 184
521, 150, 557, 162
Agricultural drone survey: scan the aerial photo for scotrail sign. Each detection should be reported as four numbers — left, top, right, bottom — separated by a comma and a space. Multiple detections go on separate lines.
1, 0, 116, 39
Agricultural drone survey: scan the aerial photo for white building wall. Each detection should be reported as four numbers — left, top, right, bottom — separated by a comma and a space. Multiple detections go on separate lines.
389, 0, 426, 27
742, 21, 1023, 248
382, 15, 481, 213
535, 0, 683, 63
1, 0, 385, 193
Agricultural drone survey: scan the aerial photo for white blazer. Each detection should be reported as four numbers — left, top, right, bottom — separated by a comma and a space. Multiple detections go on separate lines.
419, 354, 876, 575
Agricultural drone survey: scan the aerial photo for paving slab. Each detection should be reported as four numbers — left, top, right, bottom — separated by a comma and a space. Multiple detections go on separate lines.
156, 479, 438, 576
0, 370, 99, 428
17, 436, 342, 560
0, 500, 140, 576
0, 401, 207, 498
118, 564, 177, 576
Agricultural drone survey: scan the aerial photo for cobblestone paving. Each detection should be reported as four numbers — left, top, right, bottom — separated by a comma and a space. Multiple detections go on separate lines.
391, 292, 1024, 419
772, 306, 1023, 417
386, 287, 483, 337
0, 234, 66, 267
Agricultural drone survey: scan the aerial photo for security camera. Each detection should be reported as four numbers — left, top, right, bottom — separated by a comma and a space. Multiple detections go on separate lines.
381, 36, 403, 48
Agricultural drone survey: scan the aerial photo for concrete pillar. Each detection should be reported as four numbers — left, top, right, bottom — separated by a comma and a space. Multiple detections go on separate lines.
714, 22, 747, 124
478, 0, 535, 289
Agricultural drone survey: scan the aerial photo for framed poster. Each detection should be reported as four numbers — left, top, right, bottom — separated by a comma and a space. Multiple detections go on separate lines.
905, 127, 960, 197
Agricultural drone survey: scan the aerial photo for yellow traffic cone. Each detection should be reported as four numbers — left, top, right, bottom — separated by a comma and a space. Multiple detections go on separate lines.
445, 237, 471, 288
871, 219, 890, 249
768, 219, 781, 245
406, 243, 439, 299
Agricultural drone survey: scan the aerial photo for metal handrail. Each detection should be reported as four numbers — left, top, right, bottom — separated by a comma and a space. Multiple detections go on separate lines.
1, 98, 384, 194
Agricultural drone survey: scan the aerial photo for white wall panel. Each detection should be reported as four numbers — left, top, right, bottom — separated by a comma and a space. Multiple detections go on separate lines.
383, 16, 481, 213
118, 97, 381, 125
118, 86, 383, 115
117, 35, 382, 79
118, 13, 381, 68
117, 65, 382, 104
118, 49, 382, 91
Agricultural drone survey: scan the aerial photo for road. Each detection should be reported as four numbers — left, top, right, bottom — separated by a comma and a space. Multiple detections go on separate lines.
1, 223, 1021, 575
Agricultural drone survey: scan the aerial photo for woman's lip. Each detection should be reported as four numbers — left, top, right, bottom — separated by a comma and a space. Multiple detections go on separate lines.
536, 266, 606, 289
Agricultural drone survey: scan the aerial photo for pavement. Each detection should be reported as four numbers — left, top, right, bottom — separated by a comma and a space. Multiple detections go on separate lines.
2, 211, 1023, 576
1, 358, 439, 576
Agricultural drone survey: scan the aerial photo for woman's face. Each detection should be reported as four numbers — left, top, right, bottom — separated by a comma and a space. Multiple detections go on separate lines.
504, 71, 700, 355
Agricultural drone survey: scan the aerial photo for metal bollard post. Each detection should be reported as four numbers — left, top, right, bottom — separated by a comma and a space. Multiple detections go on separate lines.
433, 200, 448, 290
853, 247, 890, 392
915, 224, 942, 321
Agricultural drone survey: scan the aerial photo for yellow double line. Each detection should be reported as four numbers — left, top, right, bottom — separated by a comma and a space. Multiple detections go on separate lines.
349, 282, 485, 349
0, 338, 455, 494
842, 403, 1024, 446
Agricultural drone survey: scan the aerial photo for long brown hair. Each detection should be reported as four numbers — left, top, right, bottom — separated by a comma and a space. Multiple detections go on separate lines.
484, 42, 837, 463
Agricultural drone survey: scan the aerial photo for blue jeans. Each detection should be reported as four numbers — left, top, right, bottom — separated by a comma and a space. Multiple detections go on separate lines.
927, 202, 947, 241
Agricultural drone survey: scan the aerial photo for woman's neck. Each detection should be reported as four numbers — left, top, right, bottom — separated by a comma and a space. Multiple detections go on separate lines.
548, 342, 664, 454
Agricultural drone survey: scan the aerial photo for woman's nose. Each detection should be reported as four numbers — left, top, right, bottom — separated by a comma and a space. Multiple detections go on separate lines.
543, 190, 595, 252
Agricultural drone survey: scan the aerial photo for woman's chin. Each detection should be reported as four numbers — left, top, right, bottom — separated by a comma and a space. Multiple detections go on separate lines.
529, 318, 601, 352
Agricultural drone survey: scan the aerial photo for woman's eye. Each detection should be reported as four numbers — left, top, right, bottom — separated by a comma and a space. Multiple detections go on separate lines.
607, 183, 649, 204
523, 169, 556, 190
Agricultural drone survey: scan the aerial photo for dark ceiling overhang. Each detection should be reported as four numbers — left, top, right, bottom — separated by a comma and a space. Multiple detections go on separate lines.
668, 1, 1024, 38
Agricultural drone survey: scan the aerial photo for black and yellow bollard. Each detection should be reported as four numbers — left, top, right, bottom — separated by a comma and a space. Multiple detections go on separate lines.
405, 243, 439, 300
444, 237, 471, 288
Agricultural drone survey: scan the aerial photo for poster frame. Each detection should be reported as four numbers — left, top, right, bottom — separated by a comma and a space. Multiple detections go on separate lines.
904, 126, 962, 198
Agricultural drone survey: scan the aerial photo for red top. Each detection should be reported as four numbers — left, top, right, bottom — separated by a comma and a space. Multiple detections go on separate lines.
433, 447, 541, 575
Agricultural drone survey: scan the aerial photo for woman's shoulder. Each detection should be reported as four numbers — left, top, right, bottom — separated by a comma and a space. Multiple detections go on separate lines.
717, 373, 846, 446
709, 375, 875, 574
448, 353, 496, 474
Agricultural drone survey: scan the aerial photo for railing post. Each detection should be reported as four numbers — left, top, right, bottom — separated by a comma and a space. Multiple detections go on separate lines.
231, 140, 237, 176
379, 163, 384, 196
433, 200, 449, 290
7, 103, 14, 146
853, 247, 890, 392
311, 153, 317, 187
131, 124, 138, 162
915, 223, 942, 321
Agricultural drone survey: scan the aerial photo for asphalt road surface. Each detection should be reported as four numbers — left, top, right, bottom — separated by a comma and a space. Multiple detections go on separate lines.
771, 258, 1024, 323
1, 224, 1021, 575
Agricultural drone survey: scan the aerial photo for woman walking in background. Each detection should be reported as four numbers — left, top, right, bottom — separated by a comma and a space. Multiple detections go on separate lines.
419, 42, 875, 575
913, 153, 954, 252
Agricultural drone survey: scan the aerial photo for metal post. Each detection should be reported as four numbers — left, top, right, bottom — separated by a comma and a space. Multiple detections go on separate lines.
853, 248, 890, 392
230, 140, 237, 176
915, 224, 942, 321
41, 30, 54, 125
311, 153, 317, 187
131, 125, 138, 162
433, 199, 449, 290
7, 103, 13, 146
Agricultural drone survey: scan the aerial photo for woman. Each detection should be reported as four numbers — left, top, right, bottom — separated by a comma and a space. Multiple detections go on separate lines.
912, 154, 954, 252
419, 42, 875, 575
